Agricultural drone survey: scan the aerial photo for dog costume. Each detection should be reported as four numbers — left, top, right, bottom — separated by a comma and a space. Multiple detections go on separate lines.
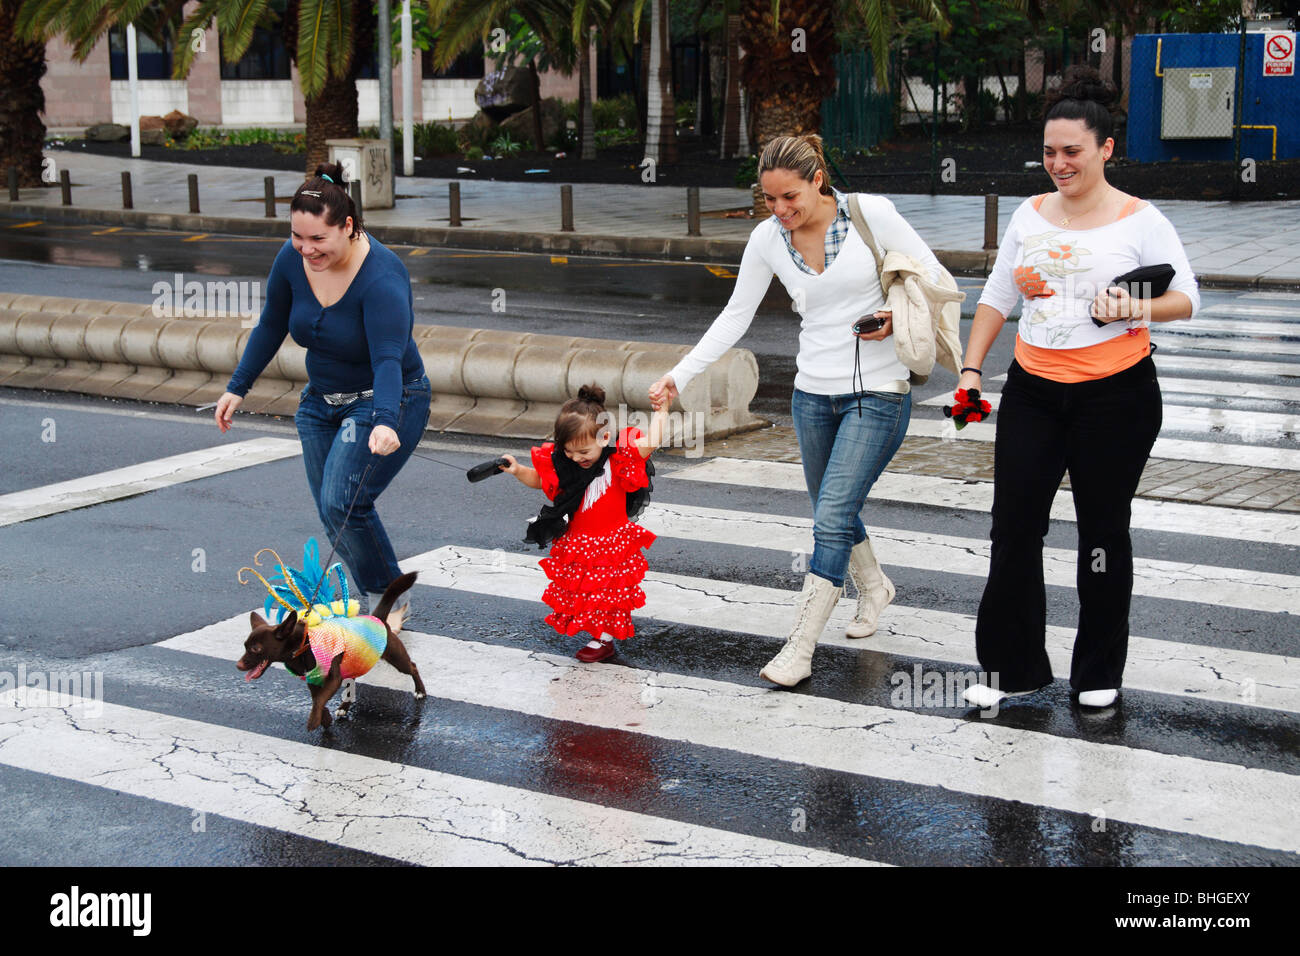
239, 539, 388, 686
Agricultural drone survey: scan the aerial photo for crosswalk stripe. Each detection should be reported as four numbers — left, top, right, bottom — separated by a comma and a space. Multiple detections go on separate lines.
919, 392, 1300, 441
392, 547, 1300, 714
636, 502, 1299, 615
666, 458, 1300, 546
0, 438, 303, 526
0, 689, 873, 867
1154, 355, 1300, 379
1156, 377, 1300, 402
1157, 336, 1300, 356
905, 419, 1300, 471
1199, 303, 1300, 319
1176, 317, 1300, 337
158, 617, 1300, 854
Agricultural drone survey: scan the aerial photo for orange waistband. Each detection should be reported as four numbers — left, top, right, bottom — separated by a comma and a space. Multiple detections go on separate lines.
1014, 329, 1151, 383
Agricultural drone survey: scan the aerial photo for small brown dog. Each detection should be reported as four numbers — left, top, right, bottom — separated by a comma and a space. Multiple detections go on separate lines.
236, 571, 426, 730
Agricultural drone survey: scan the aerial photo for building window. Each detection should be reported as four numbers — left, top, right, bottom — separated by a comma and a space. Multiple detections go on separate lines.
108, 25, 174, 80
220, 25, 291, 80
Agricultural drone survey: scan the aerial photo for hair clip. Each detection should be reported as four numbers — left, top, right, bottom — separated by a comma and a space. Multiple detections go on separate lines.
321, 174, 334, 184
301, 189, 322, 197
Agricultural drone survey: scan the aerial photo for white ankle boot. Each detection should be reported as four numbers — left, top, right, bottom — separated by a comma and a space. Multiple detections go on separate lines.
760, 574, 842, 687
845, 537, 894, 638
1078, 688, 1118, 707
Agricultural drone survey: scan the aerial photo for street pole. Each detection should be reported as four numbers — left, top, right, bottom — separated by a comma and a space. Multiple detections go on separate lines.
401, 0, 414, 176
1230, 14, 1248, 201
127, 23, 141, 158
377, 0, 394, 190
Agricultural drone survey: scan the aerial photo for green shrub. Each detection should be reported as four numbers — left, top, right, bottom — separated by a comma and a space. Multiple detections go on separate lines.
675, 99, 696, 125
465, 145, 484, 161
414, 121, 459, 156
735, 154, 758, 188
489, 131, 522, 157
593, 92, 637, 131
594, 127, 640, 149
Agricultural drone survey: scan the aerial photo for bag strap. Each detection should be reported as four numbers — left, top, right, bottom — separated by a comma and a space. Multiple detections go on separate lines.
847, 193, 885, 280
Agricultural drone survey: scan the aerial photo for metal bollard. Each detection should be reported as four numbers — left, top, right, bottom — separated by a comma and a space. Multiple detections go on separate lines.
263, 176, 275, 218
687, 186, 701, 237
983, 194, 998, 251
560, 184, 574, 232
7, 166, 17, 202
188, 173, 200, 214
121, 171, 133, 209
60, 169, 71, 205
448, 181, 461, 227
349, 181, 361, 210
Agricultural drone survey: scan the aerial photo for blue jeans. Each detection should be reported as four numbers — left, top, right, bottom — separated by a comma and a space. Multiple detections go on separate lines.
791, 388, 911, 587
294, 375, 432, 608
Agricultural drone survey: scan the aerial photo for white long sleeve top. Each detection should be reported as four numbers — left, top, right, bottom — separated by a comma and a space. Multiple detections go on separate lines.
977, 198, 1201, 349
668, 194, 943, 395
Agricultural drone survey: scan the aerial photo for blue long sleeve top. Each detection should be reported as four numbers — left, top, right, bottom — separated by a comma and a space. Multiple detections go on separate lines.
226, 236, 425, 429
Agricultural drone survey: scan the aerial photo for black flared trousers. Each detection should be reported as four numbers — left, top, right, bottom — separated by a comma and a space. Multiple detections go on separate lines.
975, 355, 1162, 693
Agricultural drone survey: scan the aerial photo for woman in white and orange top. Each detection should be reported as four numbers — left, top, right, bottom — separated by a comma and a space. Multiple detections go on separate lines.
959, 66, 1199, 711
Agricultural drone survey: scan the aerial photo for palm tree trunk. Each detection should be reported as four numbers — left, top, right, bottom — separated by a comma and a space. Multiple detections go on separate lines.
740, 0, 836, 152
305, 72, 360, 175
529, 58, 544, 152
578, 32, 595, 160
645, 0, 676, 164
0, 0, 48, 187
719, 14, 740, 158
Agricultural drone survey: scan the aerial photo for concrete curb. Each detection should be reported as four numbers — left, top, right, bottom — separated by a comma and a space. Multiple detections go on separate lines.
0, 293, 764, 443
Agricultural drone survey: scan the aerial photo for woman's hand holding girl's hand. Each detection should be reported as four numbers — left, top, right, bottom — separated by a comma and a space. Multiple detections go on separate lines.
369, 424, 400, 456
855, 311, 893, 342
214, 392, 242, 432
648, 375, 678, 407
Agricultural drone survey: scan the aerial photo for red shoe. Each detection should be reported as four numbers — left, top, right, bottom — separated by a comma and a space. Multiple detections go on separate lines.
575, 639, 616, 663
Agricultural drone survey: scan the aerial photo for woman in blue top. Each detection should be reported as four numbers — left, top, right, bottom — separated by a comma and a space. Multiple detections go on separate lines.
214, 162, 431, 630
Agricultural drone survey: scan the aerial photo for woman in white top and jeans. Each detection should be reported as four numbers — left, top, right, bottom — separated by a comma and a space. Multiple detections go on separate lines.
649, 134, 943, 687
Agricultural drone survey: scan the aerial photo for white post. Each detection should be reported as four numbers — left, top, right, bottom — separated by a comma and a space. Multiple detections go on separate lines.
401, 0, 413, 176
127, 23, 141, 158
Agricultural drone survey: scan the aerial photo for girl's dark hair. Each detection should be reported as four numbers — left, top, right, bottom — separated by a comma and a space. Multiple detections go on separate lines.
290, 162, 363, 237
758, 134, 834, 196
554, 383, 608, 448
1044, 64, 1119, 146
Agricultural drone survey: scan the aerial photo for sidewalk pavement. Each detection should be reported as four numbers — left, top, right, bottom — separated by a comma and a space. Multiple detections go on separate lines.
12, 149, 1300, 287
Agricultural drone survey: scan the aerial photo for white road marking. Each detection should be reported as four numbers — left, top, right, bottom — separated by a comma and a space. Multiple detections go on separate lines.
0, 438, 303, 526
389, 547, 1300, 714
0, 689, 873, 867
161, 616, 1300, 855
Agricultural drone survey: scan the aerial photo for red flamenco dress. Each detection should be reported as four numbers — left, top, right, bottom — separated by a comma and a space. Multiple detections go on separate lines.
530, 428, 656, 641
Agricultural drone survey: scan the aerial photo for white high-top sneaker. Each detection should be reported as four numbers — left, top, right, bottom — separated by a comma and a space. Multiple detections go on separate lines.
845, 537, 895, 638
760, 574, 842, 687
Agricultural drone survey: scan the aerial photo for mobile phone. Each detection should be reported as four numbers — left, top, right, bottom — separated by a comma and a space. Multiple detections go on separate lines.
853, 316, 887, 335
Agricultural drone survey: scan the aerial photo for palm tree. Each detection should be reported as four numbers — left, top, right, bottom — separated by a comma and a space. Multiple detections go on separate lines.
643, 0, 674, 164
18, 0, 378, 174
739, 0, 950, 153
1, 0, 48, 187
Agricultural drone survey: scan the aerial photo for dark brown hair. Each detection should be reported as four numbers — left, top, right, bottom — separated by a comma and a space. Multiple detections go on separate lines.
1044, 64, 1118, 147
554, 384, 608, 448
758, 134, 834, 196
290, 161, 363, 238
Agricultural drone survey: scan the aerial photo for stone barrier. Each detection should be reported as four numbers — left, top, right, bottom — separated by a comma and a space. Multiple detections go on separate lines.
0, 293, 763, 444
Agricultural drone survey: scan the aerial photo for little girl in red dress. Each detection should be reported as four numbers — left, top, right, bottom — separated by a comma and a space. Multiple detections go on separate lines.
500, 384, 667, 662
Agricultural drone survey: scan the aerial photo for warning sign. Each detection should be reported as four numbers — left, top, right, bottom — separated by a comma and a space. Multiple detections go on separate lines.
1264, 31, 1295, 76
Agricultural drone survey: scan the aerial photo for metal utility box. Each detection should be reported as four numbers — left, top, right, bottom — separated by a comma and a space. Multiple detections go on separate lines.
1160, 66, 1236, 139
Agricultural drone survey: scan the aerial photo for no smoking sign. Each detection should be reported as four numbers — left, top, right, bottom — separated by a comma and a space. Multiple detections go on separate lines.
1264, 31, 1294, 76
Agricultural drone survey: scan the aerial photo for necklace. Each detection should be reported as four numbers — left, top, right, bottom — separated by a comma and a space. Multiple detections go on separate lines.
1059, 187, 1112, 228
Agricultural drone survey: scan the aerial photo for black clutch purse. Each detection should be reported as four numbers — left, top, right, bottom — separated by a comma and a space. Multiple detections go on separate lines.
1091, 264, 1175, 328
